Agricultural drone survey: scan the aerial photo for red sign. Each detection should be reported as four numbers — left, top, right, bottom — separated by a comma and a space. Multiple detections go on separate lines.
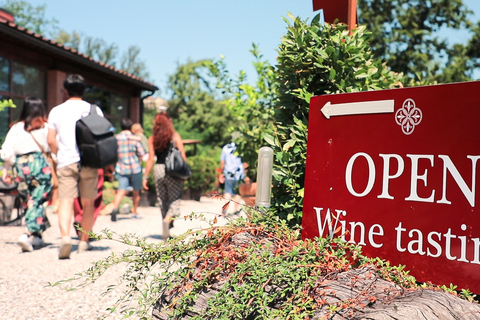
303, 81, 480, 292
312, 0, 349, 24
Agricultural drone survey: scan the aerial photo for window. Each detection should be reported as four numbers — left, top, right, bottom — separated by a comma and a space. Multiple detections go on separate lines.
85, 85, 129, 131
12, 62, 45, 98
85, 85, 111, 113
0, 94, 10, 145
111, 93, 128, 117
0, 57, 9, 93
0, 55, 46, 128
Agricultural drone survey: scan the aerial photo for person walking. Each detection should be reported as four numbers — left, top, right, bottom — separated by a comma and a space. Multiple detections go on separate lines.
47, 74, 103, 259
1, 97, 53, 252
110, 118, 145, 221
142, 112, 187, 240
220, 142, 245, 214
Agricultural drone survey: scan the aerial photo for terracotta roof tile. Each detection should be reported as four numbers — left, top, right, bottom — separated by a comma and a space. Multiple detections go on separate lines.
0, 19, 157, 90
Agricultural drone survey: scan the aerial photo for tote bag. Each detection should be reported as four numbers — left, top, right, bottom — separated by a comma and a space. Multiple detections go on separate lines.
164, 142, 191, 180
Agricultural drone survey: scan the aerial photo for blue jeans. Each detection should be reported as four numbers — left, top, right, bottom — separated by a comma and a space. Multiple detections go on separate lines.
117, 172, 143, 191
224, 179, 239, 195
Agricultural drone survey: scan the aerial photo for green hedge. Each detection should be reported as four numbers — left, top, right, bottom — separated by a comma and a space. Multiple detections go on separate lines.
183, 154, 217, 192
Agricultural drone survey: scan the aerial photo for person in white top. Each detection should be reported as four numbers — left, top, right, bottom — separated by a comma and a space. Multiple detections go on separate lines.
47, 74, 103, 259
1, 97, 53, 252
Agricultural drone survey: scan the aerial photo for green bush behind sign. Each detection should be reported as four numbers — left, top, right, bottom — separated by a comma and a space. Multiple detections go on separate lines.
269, 14, 404, 226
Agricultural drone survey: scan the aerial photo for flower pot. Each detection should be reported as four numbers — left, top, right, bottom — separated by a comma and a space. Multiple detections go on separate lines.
239, 182, 257, 207
190, 189, 203, 201
182, 188, 190, 200
148, 191, 157, 206
139, 193, 148, 207
182, 188, 203, 201
140, 191, 157, 207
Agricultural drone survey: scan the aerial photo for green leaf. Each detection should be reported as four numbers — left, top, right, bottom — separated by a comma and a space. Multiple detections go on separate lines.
263, 133, 276, 147
283, 140, 295, 151
329, 68, 336, 80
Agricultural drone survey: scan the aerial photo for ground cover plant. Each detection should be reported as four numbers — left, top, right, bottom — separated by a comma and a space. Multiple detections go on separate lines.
49, 197, 479, 319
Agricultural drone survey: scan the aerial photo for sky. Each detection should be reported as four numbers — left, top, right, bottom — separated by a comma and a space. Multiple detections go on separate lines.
14, 0, 480, 97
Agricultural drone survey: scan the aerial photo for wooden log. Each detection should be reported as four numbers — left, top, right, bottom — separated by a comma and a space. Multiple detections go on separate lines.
152, 232, 480, 319
311, 267, 480, 319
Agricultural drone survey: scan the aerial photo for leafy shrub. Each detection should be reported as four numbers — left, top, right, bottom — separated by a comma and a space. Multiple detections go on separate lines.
270, 14, 404, 226
183, 154, 217, 192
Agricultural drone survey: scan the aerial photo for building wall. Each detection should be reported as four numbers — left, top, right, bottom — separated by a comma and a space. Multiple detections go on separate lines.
47, 70, 67, 111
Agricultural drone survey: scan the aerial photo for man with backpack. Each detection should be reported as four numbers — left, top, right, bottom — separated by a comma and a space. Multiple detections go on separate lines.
47, 74, 104, 259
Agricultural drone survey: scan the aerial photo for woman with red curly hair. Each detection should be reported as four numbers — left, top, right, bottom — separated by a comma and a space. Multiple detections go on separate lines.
143, 112, 186, 240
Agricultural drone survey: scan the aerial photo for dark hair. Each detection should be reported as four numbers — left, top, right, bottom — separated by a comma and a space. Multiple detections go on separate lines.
63, 74, 86, 97
121, 118, 133, 131
18, 97, 47, 131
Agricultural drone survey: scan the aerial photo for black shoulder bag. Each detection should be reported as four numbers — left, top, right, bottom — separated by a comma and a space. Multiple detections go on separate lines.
164, 142, 191, 180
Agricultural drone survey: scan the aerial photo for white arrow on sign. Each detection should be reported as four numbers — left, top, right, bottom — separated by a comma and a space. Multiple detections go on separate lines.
321, 99, 395, 119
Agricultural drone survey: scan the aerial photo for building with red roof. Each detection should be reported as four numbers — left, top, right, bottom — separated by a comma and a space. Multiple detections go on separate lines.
0, 8, 158, 141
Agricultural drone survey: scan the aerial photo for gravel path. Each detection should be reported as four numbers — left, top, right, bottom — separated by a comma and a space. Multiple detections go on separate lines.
0, 196, 231, 320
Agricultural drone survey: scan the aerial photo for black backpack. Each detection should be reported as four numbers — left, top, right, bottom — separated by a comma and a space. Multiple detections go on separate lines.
75, 104, 118, 168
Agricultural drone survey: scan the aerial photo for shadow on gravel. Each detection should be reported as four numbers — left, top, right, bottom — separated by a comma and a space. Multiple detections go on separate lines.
4, 241, 112, 253
111, 216, 142, 221
47, 243, 113, 252
145, 234, 173, 241
146, 234, 163, 240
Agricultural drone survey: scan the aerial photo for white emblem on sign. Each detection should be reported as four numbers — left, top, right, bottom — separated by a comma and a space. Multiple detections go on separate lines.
395, 98, 422, 135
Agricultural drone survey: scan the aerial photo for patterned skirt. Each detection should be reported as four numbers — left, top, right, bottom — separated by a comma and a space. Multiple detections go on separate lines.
14, 152, 53, 234
153, 164, 182, 219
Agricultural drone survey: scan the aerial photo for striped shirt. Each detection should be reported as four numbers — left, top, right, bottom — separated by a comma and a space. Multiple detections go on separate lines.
115, 130, 146, 175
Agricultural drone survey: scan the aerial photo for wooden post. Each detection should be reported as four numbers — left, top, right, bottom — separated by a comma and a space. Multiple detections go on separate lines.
347, 0, 357, 34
